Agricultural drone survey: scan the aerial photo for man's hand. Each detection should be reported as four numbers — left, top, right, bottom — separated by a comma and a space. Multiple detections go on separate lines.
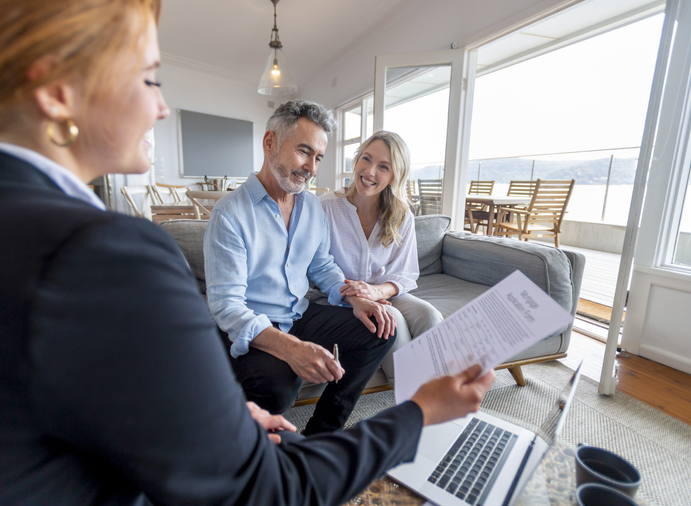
339, 280, 397, 303
411, 365, 495, 426
284, 340, 345, 384
251, 328, 344, 384
346, 296, 396, 339
246, 401, 297, 444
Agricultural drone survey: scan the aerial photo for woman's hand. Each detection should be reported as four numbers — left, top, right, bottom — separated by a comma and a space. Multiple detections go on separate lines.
346, 296, 397, 338
340, 279, 397, 303
246, 401, 297, 444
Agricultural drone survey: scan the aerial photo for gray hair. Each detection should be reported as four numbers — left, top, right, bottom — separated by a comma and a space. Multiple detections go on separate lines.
266, 100, 337, 145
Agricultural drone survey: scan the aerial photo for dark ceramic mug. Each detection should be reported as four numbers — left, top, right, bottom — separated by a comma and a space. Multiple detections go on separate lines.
575, 445, 641, 498
576, 483, 639, 506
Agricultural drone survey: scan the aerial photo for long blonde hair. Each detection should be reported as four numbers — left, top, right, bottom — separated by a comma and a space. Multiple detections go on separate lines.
341, 131, 411, 247
0, 0, 160, 129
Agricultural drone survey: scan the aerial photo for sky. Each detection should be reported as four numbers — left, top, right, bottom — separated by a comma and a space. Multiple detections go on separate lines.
469, 13, 665, 162
381, 13, 665, 167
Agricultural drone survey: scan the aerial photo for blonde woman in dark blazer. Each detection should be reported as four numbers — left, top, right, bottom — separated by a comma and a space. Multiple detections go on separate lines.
0, 1, 494, 504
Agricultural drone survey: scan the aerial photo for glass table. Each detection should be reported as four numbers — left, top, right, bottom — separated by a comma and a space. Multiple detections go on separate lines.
344, 433, 649, 505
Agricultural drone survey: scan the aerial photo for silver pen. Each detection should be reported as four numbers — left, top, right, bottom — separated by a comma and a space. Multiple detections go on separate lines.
334, 344, 340, 383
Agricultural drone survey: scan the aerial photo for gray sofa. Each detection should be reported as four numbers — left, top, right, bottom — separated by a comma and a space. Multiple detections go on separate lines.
160, 214, 584, 402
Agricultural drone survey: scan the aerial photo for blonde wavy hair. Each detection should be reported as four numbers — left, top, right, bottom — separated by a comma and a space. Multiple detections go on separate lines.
0, 0, 160, 129
340, 131, 411, 247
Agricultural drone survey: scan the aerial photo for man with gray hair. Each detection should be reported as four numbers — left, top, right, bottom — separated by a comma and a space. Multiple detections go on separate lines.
204, 100, 397, 434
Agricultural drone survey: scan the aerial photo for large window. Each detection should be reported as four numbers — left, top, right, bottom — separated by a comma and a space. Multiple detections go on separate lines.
672, 149, 691, 266
336, 96, 373, 189
468, 14, 664, 226
381, 66, 451, 185
338, 60, 460, 218
337, 67, 453, 193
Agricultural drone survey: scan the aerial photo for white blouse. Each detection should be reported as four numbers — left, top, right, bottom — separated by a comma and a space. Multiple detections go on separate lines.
319, 191, 419, 295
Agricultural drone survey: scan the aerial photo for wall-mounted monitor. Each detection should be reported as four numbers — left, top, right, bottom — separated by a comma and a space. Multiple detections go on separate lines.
177, 109, 253, 178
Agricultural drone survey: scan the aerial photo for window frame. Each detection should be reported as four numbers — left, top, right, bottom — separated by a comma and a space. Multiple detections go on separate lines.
335, 95, 373, 190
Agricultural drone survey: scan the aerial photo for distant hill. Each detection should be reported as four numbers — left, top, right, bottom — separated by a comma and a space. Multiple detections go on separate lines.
411, 158, 638, 185
411, 165, 444, 181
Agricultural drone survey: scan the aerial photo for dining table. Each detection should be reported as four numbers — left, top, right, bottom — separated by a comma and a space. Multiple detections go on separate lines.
464, 195, 532, 236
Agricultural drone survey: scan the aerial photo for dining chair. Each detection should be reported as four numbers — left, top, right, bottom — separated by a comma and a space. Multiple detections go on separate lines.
189, 181, 219, 191
232, 177, 248, 189
120, 185, 155, 219
494, 179, 575, 247
465, 180, 495, 232
417, 179, 443, 215
186, 190, 231, 219
307, 187, 330, 196
150, 182, 187, 204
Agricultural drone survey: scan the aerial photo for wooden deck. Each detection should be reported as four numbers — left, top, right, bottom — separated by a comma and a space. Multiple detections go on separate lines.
561, 244, 622, 307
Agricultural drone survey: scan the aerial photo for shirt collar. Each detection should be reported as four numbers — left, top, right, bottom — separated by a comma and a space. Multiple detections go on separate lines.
0, 142, 106, 210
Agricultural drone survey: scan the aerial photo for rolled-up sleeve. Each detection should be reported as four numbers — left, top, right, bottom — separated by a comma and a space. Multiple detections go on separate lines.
204, 210, 271, 357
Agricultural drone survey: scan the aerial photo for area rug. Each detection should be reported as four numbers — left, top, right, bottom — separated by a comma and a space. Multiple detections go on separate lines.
283, 361, 691, 506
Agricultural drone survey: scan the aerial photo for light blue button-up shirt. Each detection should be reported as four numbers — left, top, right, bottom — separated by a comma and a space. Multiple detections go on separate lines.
204, 173, 346, 358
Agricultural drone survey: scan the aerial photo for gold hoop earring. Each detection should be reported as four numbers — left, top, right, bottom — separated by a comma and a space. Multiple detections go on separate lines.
46, 119, 79, 147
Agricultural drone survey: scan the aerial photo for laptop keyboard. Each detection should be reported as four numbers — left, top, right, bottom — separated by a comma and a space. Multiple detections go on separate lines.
427, 418, 517, 505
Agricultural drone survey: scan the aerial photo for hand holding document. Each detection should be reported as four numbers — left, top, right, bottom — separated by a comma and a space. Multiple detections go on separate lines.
394, 270, 573, 404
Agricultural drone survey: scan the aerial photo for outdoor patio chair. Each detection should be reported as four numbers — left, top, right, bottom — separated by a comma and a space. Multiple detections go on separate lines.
464, 180, 495, 232
494, 179, 575, 247
418, 178, 443, 215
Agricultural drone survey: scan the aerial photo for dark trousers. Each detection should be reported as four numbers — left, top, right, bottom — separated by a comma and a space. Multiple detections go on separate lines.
227, 303, 396, 434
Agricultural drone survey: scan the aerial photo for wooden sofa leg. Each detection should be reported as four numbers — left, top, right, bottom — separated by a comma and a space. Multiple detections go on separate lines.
508, 366, 526, 386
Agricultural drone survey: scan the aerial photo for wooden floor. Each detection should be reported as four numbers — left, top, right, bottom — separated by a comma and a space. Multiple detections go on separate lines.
560, 330, 691, 426
555, 244, 691, 424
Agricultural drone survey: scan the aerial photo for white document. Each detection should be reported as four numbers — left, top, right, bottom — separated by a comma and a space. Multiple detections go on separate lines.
394, 270, 573, 404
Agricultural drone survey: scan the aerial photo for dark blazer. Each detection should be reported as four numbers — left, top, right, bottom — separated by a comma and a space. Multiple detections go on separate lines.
0, 151, 423, 505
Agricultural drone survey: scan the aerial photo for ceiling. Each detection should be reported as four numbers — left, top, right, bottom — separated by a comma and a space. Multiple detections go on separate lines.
158, 0, 665, 93
476, 0, 665, 76
158, 0, 408, 89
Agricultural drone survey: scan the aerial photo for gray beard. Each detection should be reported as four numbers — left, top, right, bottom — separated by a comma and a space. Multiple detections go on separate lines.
271, 164, 307, 194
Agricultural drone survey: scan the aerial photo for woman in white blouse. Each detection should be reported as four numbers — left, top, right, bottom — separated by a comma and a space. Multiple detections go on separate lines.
319, 131, 444, 385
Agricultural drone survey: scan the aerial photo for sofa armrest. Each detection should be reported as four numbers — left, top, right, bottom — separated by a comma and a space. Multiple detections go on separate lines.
440, 233, 579, 317
159, 219, 209, 293
560, 249, 586, 314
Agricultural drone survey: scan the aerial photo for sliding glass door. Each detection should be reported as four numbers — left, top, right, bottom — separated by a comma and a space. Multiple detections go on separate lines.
373, 49, 473, 226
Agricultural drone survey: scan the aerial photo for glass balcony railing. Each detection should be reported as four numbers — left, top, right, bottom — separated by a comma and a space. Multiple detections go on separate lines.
467, 147, 640, 226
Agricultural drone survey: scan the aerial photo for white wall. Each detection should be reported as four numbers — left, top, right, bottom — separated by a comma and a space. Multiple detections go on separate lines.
152, 63, 275, 186
298, 0, 569, 190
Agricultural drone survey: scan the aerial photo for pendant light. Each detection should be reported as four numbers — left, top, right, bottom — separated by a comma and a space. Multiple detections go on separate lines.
257, 0, 298, 96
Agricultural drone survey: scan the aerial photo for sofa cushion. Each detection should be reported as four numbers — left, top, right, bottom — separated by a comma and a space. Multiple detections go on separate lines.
415, 214, 452, 276
412, 273, 490, 318
159, 219, 208, 292
412, 273, 567, 359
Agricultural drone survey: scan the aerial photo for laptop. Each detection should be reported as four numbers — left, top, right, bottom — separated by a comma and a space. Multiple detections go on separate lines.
387, 361, 582, 506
